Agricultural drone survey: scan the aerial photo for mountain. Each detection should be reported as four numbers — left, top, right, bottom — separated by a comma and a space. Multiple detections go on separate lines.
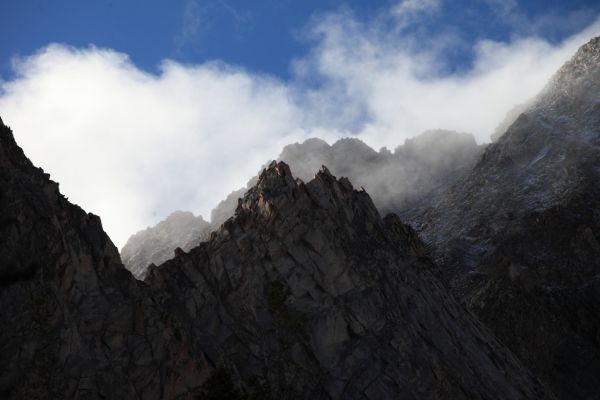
277, 130, 483, 216
121, 211, 211, 279
121, 130, 481, 278
0, 118, 553, 398
412, 36, 600, 399
120, 187, 252, 279
0, 119, 212, 399
145, 161, 551, 399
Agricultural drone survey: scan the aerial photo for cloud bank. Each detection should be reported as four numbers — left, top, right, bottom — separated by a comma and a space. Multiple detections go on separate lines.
1, 3, 599, 247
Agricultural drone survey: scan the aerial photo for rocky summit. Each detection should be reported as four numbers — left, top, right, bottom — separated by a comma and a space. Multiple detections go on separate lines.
145, 161, 551, 399
0, 116, 552, 399
411, 36, 600, 399
122, 130, 482, 278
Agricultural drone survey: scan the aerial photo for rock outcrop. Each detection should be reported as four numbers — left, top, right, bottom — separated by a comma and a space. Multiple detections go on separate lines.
145, 161, 552, 399
413, 36, 600, 400
0, 119, 212, 399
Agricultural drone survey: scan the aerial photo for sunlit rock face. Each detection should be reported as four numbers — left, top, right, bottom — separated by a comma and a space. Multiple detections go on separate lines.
144, 161, 551, 400
412, 36, 600, 400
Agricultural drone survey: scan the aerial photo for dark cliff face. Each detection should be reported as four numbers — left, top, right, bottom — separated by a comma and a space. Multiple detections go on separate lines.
413, 36, 600, 400
145, 161, 551, 400
0, 120, 211, 399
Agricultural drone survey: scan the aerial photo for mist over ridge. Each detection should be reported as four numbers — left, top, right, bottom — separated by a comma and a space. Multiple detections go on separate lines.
2, 0, 600, 397
121, 128, 483, 277
1, 6, 599, 247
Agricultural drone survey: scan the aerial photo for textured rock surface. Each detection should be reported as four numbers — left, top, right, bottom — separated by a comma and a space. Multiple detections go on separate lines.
1, 118, 555, 399
413, 36, 600, 400
123, 130, 481, 278
0, 120, 212, 399
121, 211, 212, 279
145, 161, 552, 399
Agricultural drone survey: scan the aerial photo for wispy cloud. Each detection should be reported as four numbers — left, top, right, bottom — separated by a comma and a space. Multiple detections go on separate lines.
1, 4, 599, 247
483, 0, 600, 40
174, 0, 252, 54
391, 0, 441, 29
174, 0, 204, 53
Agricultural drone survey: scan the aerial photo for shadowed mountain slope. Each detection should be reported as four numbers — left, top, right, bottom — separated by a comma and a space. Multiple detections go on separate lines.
0, 119, 212, 399
0, 118, 554, 399
145, 161, 552, 399
412, 36, 600, 400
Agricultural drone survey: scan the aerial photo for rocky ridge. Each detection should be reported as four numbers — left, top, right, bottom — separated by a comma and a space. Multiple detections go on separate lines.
122, 129, 482, 278
277, 129, 483, 216
0, 117, 555, 399
144, 161, 551, 399
412, 36, 600, 400
0, 119, 212, 399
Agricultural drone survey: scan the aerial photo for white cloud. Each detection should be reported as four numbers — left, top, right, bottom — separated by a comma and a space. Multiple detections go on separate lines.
297, 11, 600, 149
392, 0, 441, 28
1, 7, 599, 248
175, 0, 203, 53
0, 45, 314, 246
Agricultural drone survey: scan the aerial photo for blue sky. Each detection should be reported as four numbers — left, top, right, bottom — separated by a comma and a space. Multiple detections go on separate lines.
2, 0, 600, 80
1, 0, 599, 246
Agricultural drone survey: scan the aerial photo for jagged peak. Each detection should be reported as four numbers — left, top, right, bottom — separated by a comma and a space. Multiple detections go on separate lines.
233, 160, 378, 227
256, 160, 296, 190
540, 35, 600, 100
317, 164, 333, 178
570, 36, 600, 67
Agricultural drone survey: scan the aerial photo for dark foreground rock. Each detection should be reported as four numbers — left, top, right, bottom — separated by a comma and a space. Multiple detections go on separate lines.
0, 120, 212, 399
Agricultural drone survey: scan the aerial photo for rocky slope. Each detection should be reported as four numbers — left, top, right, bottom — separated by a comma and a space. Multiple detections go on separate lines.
412, 36, 600, 400
145, 161, 552, 399
121, 211, 211, 279
122, 130, 481, 278
0, 118, 212, 399
0, 116, 555, 399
